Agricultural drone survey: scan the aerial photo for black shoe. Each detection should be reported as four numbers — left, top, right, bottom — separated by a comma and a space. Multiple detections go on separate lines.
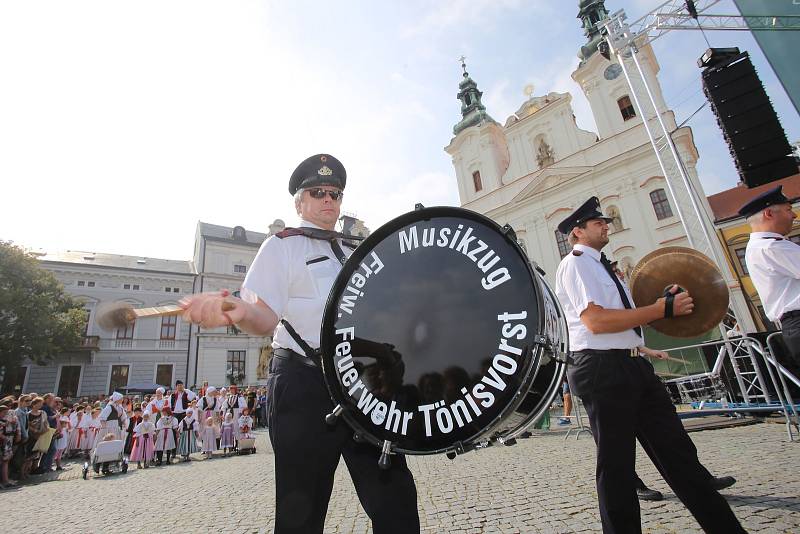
636, 487, 664, 501
710, 476, 736, 491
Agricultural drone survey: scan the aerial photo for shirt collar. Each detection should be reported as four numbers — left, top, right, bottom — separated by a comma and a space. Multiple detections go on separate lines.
573, 243, 601, 261
750, 231, 783, 240
299, 219, 324, 230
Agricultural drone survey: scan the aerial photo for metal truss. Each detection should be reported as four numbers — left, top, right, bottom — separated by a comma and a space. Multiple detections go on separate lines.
656, 13, 800, 32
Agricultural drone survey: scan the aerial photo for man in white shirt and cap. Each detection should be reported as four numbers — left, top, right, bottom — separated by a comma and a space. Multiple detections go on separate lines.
740, 185, 800, 364
180, 154, 419, 534
554, 196, 744, 534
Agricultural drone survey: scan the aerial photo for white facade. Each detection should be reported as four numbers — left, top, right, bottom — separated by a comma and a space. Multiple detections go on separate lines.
29, 252, 195, 397
444, 7, 754, 333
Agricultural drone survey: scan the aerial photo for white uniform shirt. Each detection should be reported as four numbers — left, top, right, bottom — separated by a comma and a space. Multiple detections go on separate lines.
555, 244, 644, 351
241, 219, 352, 357
745, 231, 800, 321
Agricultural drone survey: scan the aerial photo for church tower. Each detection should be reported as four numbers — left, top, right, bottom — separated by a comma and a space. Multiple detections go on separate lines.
571, 0, 670, 139
445, 59, 509, 204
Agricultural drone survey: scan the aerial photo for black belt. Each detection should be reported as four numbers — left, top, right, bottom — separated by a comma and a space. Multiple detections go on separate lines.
273, 347, 319, 368
780, 310, 800, 321
572, 348, 639, 358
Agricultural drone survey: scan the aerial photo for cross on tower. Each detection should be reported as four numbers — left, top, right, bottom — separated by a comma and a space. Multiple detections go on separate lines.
458, 55, 468, 76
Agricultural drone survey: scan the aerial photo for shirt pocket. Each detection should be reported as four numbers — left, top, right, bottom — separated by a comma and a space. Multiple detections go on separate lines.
305, 254, 339, 298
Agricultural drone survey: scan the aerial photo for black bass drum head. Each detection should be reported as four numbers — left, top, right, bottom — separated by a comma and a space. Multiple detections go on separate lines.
320, 206, 543, 454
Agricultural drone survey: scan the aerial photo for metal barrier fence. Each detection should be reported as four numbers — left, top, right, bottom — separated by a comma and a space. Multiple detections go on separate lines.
662, 334, 799, 441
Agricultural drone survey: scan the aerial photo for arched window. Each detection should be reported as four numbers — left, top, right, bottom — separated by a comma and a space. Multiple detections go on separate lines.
555, 230, 570, 259
617, 96, 636, 121
649, 188, 674, 220
472, 170, 483, 192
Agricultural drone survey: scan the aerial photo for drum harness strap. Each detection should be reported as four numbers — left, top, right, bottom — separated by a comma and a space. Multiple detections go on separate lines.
275, 228, 364, 369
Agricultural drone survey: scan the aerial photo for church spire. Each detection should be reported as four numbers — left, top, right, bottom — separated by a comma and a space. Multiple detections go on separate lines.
453, 56, 497, 136
577, 0, 610, 63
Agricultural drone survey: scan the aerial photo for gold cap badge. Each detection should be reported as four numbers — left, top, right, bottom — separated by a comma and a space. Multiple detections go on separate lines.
318, 165, 333, 176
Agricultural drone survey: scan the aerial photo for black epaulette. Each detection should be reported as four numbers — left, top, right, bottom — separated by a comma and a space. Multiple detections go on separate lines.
275, 228, 306, 239
762, 236, 784, 241
342, 241, 358, 250
572, 250, 583, 256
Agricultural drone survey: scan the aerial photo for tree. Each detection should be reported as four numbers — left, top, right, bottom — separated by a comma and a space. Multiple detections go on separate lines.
0, 241, 86, 393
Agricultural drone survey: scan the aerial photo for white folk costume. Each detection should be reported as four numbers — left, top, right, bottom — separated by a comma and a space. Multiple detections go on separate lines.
177, 414, 201, 458
238, 414, 254, 439
219, 415, 236, 450
222, 392, 247, 437
198, 387, 221, 435
147, 390, 168, 424
55, 416, 71, 452
169, 387, 196, 419
87, 414, 102, 449
200, 421, 217, 455
98, 392, 126, 442
68, 410, 86, 452
130, 418, 156, 463
154, 414, 178, 452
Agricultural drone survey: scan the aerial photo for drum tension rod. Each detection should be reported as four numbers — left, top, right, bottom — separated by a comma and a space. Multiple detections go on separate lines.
445, 441, 469, 460
325, 404, 343, 425
414, 203, 425, 211
501, 224, 517, 241
378, 440, 393, 470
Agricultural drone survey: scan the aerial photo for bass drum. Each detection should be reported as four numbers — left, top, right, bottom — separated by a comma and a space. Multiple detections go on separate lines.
320, 206, 567, 456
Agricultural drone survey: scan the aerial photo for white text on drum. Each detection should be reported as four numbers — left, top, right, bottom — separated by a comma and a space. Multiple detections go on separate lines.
338, 251, 385, 316
335, 326, 415, 436
397, 224, 511, 290
417, 311, 527, 437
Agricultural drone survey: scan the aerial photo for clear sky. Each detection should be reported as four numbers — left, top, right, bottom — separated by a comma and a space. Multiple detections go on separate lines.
1, 0, 797, 261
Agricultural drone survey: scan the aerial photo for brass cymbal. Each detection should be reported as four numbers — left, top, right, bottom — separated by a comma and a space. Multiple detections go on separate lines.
629, 246, 729, 338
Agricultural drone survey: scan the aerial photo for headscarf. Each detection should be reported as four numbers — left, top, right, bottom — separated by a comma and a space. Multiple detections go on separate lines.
109, 392, 123, 403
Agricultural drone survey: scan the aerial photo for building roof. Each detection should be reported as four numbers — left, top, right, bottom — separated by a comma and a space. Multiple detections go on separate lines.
707, 173, 800, 222
37, 250, 195, 275
197, 221, 269, 247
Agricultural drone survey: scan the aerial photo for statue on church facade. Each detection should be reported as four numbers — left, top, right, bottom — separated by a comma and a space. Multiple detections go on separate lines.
536, 140, 555, 168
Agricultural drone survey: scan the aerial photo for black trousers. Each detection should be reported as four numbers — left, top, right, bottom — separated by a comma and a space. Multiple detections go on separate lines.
266, 355, 420, 534
567, 351, 745, 534
782, 314, 800, 367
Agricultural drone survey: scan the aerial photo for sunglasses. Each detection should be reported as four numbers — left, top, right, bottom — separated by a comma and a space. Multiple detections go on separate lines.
307, 188, 343, 201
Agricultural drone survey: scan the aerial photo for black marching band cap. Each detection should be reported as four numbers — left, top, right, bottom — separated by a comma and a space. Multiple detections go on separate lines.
738, 185, 791, 218
557, 196, 612, 235
288, 154, 347, 195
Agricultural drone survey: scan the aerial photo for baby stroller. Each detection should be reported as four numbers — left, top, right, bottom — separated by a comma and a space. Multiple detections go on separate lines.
237, 434, 256, 455
82, 439, 129, 479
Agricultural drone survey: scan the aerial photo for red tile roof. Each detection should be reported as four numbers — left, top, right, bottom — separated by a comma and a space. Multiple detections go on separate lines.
707, 173, 800, 222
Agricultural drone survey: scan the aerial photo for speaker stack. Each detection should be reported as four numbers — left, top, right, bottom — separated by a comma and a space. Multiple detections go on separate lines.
700, 49, 798, 188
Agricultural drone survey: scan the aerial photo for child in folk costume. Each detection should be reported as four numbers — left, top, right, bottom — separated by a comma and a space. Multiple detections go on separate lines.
219, 412, 236, 457
99, 392, 126, 442
199, 417, 217, 459
154, 406, 178, 466
223, 386, 248, 444
130, 412, 156, 468
67, 405, 85, 457
124, 406, 142, 455
238, 408, 254, 440
53, 409, 71, 470
198, 386, 222, 446
146, 387, 168, 424
76, 405, 93, 458
176, 410, 201, 461
87, 408, 102, 450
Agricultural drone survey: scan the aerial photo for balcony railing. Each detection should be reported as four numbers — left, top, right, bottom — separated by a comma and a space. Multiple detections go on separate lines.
95, 338, 189, 351
77, 336, 100, 350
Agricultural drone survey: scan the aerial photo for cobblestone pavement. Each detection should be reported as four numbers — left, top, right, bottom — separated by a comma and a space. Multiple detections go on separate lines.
2, 422, 798, 533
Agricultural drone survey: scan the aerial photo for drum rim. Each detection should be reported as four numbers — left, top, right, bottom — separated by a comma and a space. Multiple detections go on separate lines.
320, 205, 547, 455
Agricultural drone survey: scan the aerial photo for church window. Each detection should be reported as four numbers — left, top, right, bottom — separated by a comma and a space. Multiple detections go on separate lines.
617, 96, 636, 121
472, 171, 483, 192
226, 350, 246, 385
734, 248, 749, 276
234, 264, 247, 274
649, 188, 673, 220
555, 230, 570, 259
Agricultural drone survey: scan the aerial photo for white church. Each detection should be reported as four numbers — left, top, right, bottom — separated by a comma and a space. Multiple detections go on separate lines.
444, 0, 753, 333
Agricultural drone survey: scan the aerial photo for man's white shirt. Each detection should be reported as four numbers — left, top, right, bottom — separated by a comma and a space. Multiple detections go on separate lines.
745, 231, 800, 322
241, 219, 352, 357
555, 244, 644, 351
